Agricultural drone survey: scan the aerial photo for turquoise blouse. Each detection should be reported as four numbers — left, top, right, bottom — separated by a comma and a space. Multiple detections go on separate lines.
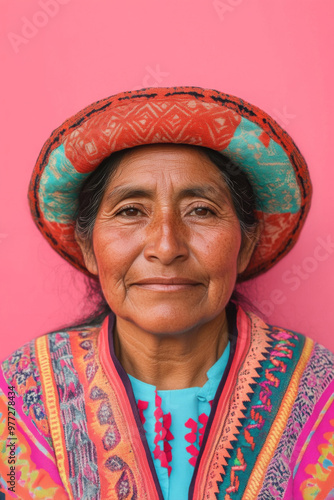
128, 342, 230, 500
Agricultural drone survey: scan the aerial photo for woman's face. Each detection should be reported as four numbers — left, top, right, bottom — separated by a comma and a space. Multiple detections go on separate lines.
80, 144, 255, 335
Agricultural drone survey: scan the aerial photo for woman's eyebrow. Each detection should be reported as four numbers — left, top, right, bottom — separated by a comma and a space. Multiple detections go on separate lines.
178, 186, 225, 200
104, 184, 226, 204
104, 186, 155, 204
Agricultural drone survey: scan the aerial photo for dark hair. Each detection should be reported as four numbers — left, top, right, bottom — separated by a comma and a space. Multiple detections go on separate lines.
197, 147, 258, 241
75, 148, 127, 244
73, 144, 259, 327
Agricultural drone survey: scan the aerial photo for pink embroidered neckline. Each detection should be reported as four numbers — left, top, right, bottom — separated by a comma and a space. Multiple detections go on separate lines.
153, 390, 174, 476
136, 394, 213, 472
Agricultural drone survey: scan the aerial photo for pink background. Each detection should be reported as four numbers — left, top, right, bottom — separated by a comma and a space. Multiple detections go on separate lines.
1, 0, 333, 360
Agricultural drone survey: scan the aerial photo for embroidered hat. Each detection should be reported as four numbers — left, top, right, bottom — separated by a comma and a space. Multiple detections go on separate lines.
29, 86, 312, 280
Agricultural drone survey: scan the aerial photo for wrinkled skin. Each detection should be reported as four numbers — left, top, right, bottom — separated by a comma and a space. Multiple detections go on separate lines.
77, 144, 257, 388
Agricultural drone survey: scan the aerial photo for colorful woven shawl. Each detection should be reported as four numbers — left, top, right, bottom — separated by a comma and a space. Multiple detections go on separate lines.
1, 307, 334, 499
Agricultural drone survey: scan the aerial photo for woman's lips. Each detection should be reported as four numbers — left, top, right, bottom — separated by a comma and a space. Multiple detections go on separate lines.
131, 277, 201, 291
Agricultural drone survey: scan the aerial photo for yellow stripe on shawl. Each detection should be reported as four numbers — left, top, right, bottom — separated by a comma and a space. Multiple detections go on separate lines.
35, 336, 74, 500
242, 336, 314, 500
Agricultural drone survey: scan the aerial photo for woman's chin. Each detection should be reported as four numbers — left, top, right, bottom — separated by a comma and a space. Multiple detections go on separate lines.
116, 302, 221, 337
107, 288, 229, 337
130, 318, 200, 336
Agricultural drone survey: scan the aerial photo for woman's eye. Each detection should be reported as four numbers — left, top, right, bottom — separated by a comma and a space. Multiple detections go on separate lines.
117, 207, 141, 217
191, 206, 213, 216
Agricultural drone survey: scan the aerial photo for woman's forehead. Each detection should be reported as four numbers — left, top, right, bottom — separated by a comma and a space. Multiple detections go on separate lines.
108, 143, 227, 187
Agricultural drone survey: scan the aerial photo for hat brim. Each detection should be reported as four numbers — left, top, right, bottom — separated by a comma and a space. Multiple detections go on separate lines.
29, 86, 312, 280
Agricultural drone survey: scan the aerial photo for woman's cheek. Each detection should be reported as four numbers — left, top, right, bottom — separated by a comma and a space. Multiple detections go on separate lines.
95, 236, 139, 293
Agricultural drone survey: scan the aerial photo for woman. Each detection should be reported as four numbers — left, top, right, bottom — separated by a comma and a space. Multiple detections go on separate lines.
1, 86, 333, 499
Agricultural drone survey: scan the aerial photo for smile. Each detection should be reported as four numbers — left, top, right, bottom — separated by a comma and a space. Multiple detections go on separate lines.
133, 283, 200, 292
131, 277, 201, 292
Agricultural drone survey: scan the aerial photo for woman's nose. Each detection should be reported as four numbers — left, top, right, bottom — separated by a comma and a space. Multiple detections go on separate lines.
143, 211, 189, 265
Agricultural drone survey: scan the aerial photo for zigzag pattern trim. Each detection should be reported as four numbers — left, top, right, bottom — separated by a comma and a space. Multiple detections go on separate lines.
242, 337, 313, 499
194, 312, 272, 499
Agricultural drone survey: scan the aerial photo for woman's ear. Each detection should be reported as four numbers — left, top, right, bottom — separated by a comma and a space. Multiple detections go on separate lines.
74, 232, 99, 276
237, 225, 261, 275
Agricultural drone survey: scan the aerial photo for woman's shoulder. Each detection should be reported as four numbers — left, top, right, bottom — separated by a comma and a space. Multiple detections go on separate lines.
247, 308, 334, 366
244, 309, 334, 404
1, 323, 103, 379
0, 326, 105, 499
0, 323, 103, 431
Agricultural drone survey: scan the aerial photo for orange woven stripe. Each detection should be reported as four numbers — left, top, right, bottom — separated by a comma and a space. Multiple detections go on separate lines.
98, 318, 161, 499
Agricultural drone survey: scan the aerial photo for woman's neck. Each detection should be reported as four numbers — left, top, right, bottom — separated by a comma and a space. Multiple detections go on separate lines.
113, 311, 229, 390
